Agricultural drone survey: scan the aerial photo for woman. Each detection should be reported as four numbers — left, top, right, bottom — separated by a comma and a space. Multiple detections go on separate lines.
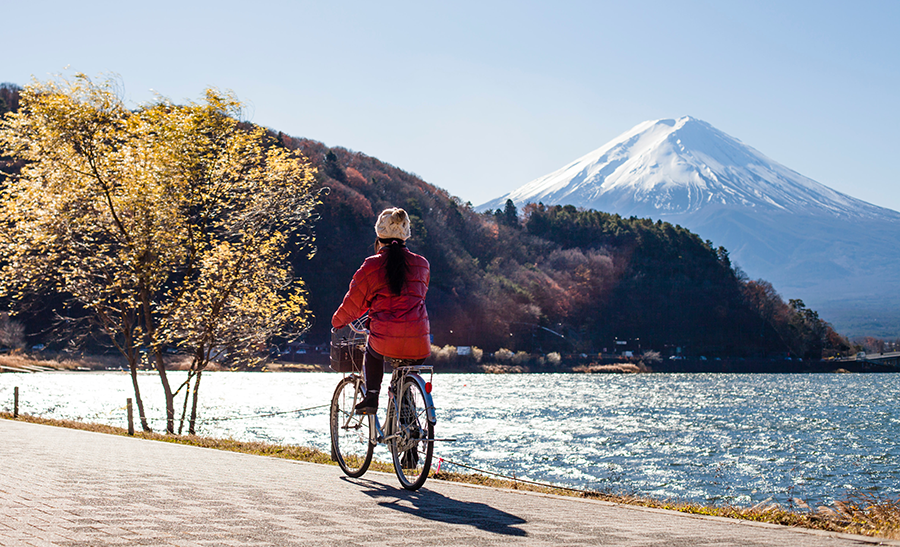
332, 207, 431, 415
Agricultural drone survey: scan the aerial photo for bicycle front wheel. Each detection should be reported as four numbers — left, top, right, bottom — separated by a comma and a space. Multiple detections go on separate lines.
330, 376, 374, 477
390, 378, 434, 490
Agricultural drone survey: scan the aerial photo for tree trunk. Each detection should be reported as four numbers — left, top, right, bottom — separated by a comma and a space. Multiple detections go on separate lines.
128, 354, 151, 432
139, 282, 175, 434
177, 370, 194, 435
154, 352, 175, 434
114, 316, 151, 432
188, 370, 202, 435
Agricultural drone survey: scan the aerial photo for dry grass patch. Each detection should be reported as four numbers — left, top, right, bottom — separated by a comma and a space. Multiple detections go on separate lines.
571, 363, 644, 373
3, 412, 900, 540
0, 353, 81, 371
0, 352, 197, 371
2, 352, 136, 371
0, 352, 314, 372
479, 364, 528, 373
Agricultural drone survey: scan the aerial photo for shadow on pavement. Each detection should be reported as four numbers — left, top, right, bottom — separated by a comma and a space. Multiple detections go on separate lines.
348, 477, 528, 537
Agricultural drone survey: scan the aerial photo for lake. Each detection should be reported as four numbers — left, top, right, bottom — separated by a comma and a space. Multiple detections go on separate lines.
2, 371, 897, 507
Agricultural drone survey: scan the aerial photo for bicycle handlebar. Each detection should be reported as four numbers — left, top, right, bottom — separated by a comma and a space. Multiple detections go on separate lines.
349, 320, 369, 335
330, 313, 370, 336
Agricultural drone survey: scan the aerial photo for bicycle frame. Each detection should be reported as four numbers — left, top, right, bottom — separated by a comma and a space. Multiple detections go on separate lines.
366, 364, 437, 448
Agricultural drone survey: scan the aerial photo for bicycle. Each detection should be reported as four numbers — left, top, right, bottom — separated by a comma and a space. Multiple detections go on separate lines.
329, 316, 436, 490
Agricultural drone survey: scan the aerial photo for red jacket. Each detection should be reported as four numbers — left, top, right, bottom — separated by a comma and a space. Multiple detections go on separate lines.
332, 247, 431, 360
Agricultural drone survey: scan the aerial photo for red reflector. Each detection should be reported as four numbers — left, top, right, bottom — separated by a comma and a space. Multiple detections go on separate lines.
425, 382, 432, 393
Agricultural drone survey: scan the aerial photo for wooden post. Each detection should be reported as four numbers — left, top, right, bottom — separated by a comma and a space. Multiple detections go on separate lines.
126, 398, 134, 436
13, 386, 18, 418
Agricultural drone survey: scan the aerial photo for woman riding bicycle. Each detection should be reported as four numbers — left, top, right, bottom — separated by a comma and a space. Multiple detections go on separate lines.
332, 207, 431, 416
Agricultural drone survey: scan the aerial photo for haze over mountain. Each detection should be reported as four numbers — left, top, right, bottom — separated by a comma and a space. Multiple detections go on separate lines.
481, 117, 900, 337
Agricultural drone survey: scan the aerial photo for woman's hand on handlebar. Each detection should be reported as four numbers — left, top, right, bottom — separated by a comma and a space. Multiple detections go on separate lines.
349, 314, 370, 335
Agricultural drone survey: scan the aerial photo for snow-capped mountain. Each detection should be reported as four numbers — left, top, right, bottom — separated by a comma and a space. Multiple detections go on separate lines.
481, 117, 900, 337
482, 116, 897, 221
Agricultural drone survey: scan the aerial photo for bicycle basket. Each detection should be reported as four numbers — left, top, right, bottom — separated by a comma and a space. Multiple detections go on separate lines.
330, 326, 366, 373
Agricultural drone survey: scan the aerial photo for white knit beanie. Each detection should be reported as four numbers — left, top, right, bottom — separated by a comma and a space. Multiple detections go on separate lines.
374, 207, 411, 240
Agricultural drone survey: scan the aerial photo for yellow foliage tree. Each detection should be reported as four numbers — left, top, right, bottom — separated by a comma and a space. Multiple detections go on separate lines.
0, 74, 319, 433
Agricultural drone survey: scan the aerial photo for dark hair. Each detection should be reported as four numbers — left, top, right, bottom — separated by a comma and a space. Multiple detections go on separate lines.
376, 238, 408, 295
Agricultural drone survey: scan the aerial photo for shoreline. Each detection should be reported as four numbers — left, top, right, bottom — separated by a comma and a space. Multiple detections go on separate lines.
0, 352, 876, 374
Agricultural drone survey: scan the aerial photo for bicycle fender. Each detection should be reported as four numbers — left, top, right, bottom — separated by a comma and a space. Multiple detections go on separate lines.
407, 373, 437, 424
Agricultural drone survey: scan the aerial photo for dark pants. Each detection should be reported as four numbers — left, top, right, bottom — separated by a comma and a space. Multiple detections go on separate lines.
363, 346, 425, 393
363, 346, 386, 393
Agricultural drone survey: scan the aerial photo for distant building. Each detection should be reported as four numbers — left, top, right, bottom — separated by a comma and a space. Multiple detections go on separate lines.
613, 338, 641, 356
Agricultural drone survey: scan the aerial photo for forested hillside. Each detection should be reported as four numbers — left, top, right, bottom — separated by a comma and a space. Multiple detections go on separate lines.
275, 132, 847, 360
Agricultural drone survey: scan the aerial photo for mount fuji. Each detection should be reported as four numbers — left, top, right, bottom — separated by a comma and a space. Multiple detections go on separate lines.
481, 117, 900, 337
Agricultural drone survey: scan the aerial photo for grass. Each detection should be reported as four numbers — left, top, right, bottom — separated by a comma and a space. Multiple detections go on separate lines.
3, 412, 900, 539
0, 351, 331, 372
0, 352, 194, 371
0, 352, 114, 371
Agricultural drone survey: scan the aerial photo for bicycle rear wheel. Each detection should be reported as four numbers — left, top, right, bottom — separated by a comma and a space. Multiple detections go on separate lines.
389, 378, 434, 490
330, 376, 374, 477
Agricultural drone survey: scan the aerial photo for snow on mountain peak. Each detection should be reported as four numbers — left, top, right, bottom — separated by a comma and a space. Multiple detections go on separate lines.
482, 117, 897, 221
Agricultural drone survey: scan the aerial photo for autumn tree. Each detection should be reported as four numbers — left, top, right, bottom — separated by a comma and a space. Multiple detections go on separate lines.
0, 74, 318, 433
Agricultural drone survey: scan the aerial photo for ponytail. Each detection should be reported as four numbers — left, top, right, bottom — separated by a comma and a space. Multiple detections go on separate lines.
378, 238, 408, 295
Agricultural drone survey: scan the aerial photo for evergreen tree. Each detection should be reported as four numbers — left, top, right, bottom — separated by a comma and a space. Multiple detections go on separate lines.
502, 199, 519, 227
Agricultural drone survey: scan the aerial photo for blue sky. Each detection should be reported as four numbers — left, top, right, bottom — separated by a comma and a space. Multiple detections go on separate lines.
5, 1, 900, 211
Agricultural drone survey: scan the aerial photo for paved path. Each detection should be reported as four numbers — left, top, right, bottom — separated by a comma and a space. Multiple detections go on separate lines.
0, 419, 893, 546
